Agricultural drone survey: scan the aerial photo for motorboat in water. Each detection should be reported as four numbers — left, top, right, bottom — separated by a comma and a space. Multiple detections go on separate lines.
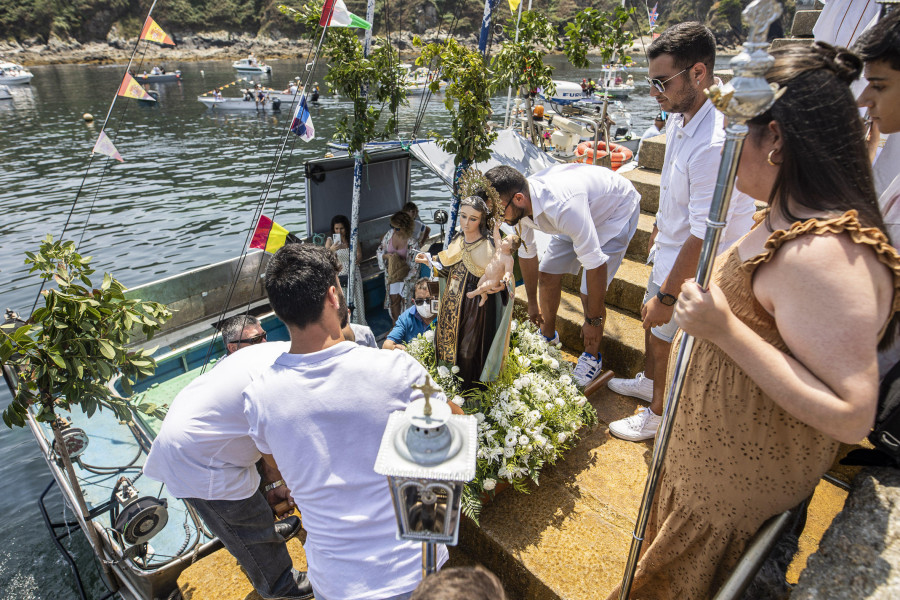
232, 56, 272, 75
197, 94, 294, 111
134, 70, 182, 84
401, 65, 446, 96
0, 61, 34, 85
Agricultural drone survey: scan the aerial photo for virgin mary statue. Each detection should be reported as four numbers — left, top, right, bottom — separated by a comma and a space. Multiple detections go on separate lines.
417, 196, 514, 389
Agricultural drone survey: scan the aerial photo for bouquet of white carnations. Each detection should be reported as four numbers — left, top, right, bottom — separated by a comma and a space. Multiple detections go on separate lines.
405, 320, 596, 521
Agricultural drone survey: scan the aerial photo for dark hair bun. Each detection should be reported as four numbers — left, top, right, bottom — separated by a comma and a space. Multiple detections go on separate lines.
812, 41, 863, 84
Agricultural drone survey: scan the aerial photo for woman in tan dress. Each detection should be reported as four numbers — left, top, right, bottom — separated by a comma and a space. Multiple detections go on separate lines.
609, 44, 900, 599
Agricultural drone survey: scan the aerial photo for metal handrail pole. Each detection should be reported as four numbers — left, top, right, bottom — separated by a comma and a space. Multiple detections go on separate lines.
617, 1, 783, 597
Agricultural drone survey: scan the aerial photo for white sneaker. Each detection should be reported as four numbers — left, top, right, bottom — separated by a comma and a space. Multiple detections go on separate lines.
573, 352, 602, 387
541, 330, 560, 345
607, 372, 654, 403
608, 407, 661, 442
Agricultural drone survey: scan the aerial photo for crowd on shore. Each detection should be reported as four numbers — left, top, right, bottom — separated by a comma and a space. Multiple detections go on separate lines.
139, 5, 900, 599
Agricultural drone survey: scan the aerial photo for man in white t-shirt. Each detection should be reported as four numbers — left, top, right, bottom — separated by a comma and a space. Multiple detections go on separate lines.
143, 339, 313, 599
244, 244, 458, 600
606, 22, 757, 441
487, 163, 641, 388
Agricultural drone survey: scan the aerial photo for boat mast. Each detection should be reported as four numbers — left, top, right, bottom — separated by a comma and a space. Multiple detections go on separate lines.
445, 0, 500, 247
502, 0, 531, 129
347, 0, 377, 324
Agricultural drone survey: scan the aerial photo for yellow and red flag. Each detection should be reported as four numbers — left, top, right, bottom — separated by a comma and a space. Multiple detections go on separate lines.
140, 17, 175, 46
250, 215, 293, 253
118, 74, 156, 101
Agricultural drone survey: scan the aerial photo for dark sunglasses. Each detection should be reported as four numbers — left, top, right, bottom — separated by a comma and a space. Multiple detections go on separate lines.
645, 68, 688, 94
231, 332, 267, 345
413, 297, 433, 305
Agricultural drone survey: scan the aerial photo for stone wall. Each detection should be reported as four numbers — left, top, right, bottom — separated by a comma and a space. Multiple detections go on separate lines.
792, 468, 900, 599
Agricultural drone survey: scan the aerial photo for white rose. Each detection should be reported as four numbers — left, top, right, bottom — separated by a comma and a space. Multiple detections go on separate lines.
560, 374, 572, 386
545, 402, 554, 411
549, 359, 559, 370
503, 447, 515, 458
475, 412, 485, 423
576, 397, 587, 406
482, 478, 497, 491
451, 365, 460, 374
424, 330, 434, 342
451, 395, 464, 406
518, 356, 531, 368
437, 365, 450, 378
557, 432, 569, 443
513, 378, 523, 390
510, 320, 518, 331
504, 433, 517, 447
518, 434, 529, 446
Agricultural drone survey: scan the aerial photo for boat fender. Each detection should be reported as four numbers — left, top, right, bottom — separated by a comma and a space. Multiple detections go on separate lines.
83, 113, 94, 122
272, 97, 281, 111
574, 141, 633, 169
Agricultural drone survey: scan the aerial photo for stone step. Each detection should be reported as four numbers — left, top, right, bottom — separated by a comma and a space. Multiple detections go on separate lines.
515, 285, 646, 378
637, 133, 665, 170
606, 258, 651, 315
791, 9, 822, 38
770, 37, 815, 50
622, 167, 661, 215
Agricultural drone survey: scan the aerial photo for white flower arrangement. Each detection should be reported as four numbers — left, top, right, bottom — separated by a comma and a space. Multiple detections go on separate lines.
405, 320, 597, 522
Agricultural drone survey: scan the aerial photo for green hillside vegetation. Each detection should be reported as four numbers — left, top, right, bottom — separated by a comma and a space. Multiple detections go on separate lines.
0, 0, 794, 47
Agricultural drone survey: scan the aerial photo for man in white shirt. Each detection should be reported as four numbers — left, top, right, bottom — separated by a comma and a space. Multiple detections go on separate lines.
606, 22, 757, 441
486, 163, 641, 387
244, 244, 459, 600
143, 339, 313, 599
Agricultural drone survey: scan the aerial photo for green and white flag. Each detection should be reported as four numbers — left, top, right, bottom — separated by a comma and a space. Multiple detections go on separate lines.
320, 0, 372, 29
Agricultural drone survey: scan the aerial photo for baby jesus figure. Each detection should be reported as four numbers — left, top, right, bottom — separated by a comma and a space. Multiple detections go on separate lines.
466, 223, 521, 307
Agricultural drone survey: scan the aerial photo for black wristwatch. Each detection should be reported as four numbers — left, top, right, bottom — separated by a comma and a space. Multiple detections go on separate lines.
584, 315, 603, 327
656, 291, 677, 306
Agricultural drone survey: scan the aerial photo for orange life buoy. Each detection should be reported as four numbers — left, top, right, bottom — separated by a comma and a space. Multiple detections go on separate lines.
575, 140, 634, 170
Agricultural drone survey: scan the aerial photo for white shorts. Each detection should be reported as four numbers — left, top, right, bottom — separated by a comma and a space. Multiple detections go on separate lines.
538, 207, 639, 295
642, 266, 680, 343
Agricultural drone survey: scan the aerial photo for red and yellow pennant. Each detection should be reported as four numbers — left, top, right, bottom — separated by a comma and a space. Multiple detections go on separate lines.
140, 17, 175, 46
118, 74, 156, 101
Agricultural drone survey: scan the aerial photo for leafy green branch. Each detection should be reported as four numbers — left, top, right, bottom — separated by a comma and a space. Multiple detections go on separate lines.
562, 6, 635, 69
0, 236, 172, 428
281, 2, 406, 153
417, 37, 496, 167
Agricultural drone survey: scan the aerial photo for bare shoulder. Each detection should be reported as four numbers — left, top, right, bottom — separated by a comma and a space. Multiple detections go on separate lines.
755, 229, 894, 314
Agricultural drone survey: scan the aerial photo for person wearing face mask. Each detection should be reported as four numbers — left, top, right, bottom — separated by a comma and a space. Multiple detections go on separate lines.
383, 278, 436, 350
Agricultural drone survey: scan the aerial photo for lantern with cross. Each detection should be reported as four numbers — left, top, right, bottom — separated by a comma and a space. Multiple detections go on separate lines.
374, 375, 477, 575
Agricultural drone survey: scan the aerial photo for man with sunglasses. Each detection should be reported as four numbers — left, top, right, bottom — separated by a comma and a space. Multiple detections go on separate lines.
607, 22, 757, 442
383, 278, 437, 350
144, 313, 313, 599
484, 163, 641, 388
222, 314, 268, 355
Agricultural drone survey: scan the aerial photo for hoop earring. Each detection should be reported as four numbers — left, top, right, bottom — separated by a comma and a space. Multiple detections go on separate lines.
767, 149, 781, 166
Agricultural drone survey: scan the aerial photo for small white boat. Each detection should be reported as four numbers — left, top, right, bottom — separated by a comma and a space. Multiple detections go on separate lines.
0, 84, 11, 100
197, 95, 294, 111
232, 56, 272, 75
0, 61, 34, 85
402, 65, 446, 96
134, 70, 182, 84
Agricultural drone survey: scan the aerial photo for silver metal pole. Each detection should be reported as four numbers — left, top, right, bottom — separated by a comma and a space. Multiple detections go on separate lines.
422, 541, 438, 578
617, 1, 783, 597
